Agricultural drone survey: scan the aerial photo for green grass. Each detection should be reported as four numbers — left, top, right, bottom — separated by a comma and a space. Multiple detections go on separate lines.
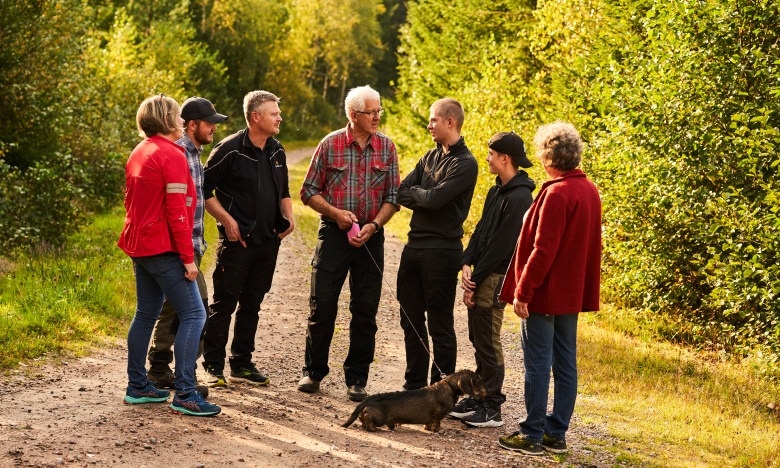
0, 206, 135, 369
2, 154, 780, 466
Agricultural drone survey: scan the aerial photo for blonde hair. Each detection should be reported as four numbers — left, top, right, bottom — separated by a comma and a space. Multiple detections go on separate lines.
136, 94, 181, 138
243, 90, 280, 124
431, 98, 465, 131
533, 121, 583, 171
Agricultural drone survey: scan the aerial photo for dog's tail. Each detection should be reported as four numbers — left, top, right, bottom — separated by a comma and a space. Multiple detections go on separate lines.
341, 401, 368, 428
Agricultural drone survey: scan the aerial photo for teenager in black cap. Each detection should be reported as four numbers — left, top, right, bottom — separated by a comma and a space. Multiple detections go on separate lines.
146, 97, 228, 396
450, 131, 535, 427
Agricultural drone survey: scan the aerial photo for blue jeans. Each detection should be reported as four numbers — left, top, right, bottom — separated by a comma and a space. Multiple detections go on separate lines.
519, 312, 579, 441
128, 253, 206, 395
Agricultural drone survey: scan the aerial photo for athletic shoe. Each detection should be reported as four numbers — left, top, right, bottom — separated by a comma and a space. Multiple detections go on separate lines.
202, 363, 228, 387
498, 431, 543, 455
542, 434, 568, 453
229, 363, 270, 386
169, 392, 221, 417
449, 397, 481, 419
461, 403, 504, 428
123, 383, 170, 404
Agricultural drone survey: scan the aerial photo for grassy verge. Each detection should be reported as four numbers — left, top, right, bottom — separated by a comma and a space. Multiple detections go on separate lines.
2, 156, 779, 466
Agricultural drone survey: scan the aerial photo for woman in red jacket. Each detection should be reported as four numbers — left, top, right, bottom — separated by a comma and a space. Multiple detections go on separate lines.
118, 94, 220, 417
497, 121, 601, 456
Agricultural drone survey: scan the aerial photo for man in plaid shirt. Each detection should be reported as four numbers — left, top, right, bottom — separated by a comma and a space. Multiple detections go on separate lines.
298, 85, 400, 402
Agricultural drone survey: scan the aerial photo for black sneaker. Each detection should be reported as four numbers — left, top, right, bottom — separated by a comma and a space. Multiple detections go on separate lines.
202, 363, 228, 388
449, 397, 481, 419
147, 366, 175, 389
461, 403, 504, 428
498, 431, 543, 455
542, 434, 568, 453
229, 363, 270, 386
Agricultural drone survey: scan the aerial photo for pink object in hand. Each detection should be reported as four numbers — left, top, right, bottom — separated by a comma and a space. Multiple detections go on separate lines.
347, 222, 360, 239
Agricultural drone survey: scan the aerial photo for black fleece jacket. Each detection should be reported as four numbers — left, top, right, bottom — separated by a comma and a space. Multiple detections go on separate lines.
398, 137, 478, 249
202, 128, 291, 242
462, 170, 535, 285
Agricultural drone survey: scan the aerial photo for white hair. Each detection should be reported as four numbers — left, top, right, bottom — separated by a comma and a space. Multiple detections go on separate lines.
344, 85, 380, 120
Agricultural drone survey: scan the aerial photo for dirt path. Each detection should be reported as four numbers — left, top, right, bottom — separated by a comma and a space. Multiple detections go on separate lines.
0, 148, 615, 467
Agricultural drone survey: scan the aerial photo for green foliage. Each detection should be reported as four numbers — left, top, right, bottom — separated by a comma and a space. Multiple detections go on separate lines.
0, 208, 135, 369
587, 0, 780, 363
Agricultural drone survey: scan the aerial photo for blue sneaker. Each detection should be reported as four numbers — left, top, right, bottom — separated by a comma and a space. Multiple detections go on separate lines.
169, 392, 221, 416
124, 383, 170, 404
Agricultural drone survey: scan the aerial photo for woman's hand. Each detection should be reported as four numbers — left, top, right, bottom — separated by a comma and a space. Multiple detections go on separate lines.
513, 299, 529, 319
184, 262, 198, 281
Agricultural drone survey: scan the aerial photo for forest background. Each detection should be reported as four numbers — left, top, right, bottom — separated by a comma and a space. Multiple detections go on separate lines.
1, 0, 780, 391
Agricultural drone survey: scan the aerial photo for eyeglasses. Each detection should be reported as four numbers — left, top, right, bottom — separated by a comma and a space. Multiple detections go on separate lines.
354, 108, 384, 118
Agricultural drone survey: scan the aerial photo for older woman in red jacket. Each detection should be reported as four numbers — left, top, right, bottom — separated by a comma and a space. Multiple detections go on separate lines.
118, 94, 220, 417
497, 121, 601, 456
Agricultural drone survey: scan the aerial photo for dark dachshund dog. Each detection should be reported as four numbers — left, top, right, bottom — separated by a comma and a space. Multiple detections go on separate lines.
341, 370, 487, 432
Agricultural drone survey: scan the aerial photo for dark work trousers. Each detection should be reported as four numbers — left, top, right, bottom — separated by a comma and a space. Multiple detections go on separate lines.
396, 246, 461, 389
202, 237, 281, 371
303, 221, 384, 386
467, 272, 507, 409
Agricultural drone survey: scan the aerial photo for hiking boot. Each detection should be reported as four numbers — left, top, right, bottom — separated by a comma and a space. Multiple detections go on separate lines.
542, 434, 568, 453
123, 383, 170, 404
169, 392, 221, 417
297, 376, 320, 393
449, 396, 482, 419
202, 363, 228, 388
229, 363, 270, 386
147, 366, 175, 389
347, 385, 367, 402
498, 431, 543, 455
461, 403, 504, 428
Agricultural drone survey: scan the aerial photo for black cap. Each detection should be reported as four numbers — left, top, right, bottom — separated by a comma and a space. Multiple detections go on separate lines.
488, 131, 532, 168
181, 97, 228, 123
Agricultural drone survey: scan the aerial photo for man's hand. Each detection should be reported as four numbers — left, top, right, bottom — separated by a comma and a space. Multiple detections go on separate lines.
279, 217, 295, 239
333, 209, 358, 230
462, 289, 475, 308
348, 223, 376, 248
460, 265, 476, 291
222, 216, 246, 247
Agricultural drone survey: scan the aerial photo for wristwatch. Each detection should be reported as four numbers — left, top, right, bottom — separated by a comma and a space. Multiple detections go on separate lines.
368, 221, 380, 232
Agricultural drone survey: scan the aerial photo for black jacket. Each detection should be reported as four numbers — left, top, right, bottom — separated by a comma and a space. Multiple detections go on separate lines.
462, 171, 535, 285
398, 137, 478, 249
203, 128, 291, 241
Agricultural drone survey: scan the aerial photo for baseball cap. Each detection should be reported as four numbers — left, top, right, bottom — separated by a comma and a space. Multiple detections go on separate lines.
488, 131, 532, 168
180, 97, 228, 123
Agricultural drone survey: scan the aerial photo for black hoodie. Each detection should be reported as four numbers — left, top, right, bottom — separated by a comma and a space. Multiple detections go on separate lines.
462, 170, 536, 285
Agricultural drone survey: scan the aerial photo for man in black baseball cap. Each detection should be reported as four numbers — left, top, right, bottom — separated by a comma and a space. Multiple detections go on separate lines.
487, 131, 533, 169
181, 97, 229, 123
451, 130, 535, 428
146, 96, 227, 395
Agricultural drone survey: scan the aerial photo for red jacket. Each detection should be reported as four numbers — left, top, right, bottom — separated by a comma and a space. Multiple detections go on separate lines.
118, 135, 196, 264
499, 169, 601, 314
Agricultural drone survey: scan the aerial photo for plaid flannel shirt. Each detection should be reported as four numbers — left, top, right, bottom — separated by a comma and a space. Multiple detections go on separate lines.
176, 134, 206, 256
301, 125, 399, 223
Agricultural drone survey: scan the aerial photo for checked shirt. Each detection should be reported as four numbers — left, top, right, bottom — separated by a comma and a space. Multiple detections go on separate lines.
176, 134, 206, 256
301, 124, 399, 223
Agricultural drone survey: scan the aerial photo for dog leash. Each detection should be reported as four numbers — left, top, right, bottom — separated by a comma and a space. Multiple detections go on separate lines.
360, 240, 447, 381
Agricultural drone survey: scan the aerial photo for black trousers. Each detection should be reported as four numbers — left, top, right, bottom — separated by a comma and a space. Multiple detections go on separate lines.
396, 246, 461, 389
303, 222, 384, 386
202, 237, 281, 371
